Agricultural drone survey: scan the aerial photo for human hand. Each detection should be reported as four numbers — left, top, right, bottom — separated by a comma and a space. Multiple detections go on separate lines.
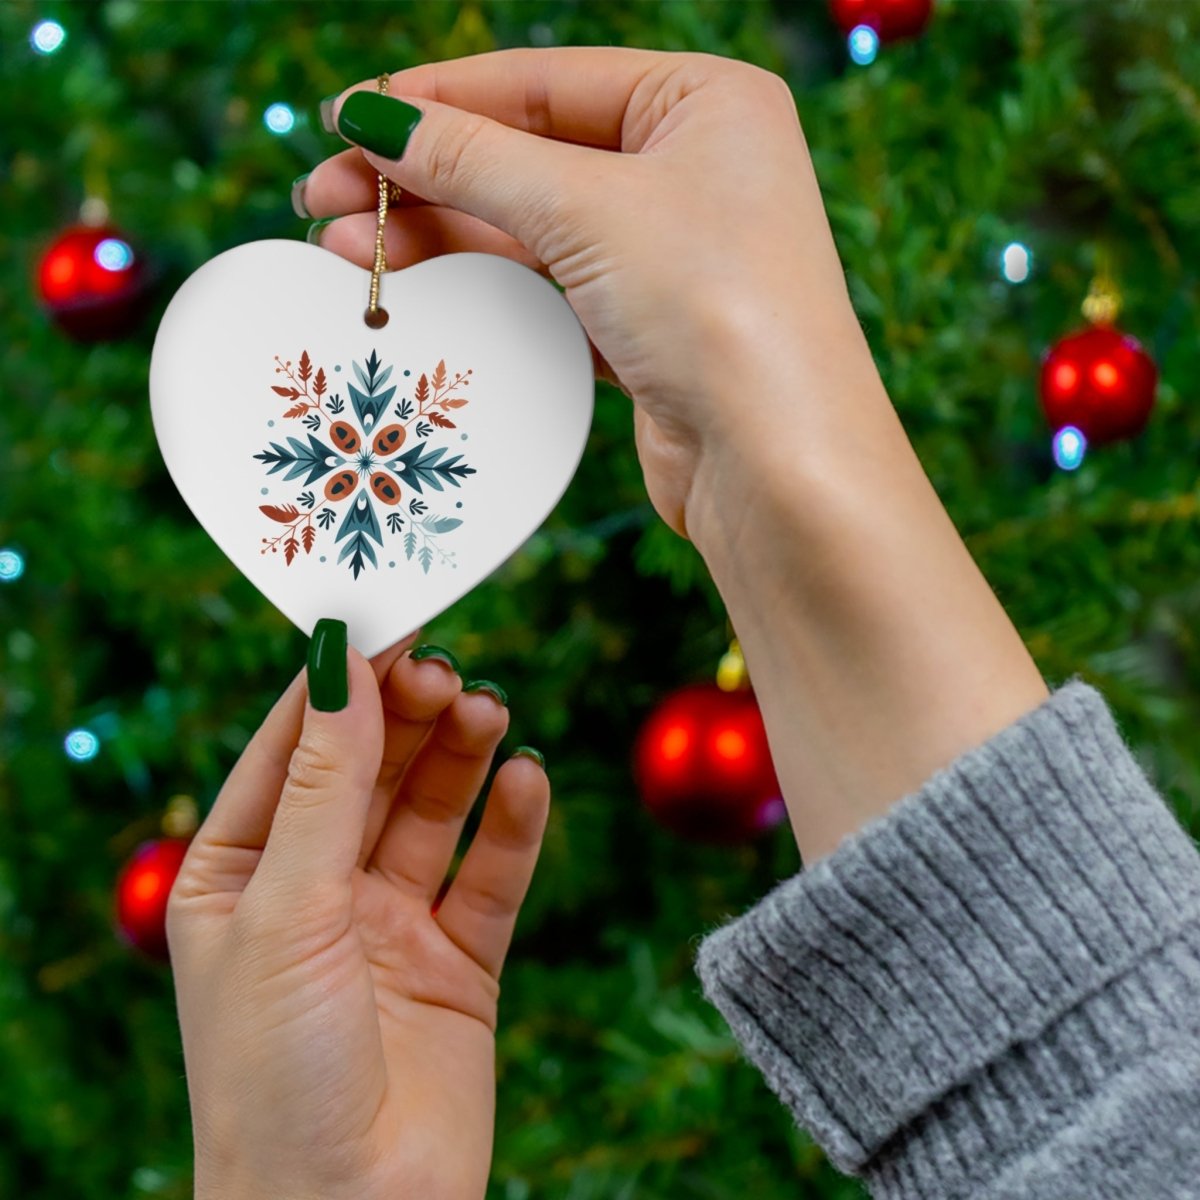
297, 47, 889, 548
167, 626, 549, 1200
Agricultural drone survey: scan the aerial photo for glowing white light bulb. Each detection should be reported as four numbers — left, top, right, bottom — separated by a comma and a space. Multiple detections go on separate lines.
64, 729, 101, 761
1001, 242, 1032, 284
264, 103, 296, 135
1052, 425, 1087, 471
31, 20, 66, 55
0, 548, 24, 582
848, 25, 879, 66
95, 238, 134, 272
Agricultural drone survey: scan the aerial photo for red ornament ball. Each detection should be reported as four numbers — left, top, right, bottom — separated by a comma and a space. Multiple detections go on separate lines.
633, 683, 785, 844
829, 0, 933, 41
37, 224, 150, 341
1039, 326, 1157, 446
114, 837, 191, 961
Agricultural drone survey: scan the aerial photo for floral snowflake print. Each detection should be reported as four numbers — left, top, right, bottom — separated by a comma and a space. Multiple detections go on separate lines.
253, 348, 476, 578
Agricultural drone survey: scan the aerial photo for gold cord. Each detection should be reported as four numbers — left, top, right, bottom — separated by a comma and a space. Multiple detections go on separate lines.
366, 73, 395, 327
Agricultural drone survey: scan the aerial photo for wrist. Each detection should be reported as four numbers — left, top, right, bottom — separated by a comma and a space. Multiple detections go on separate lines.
680, 328, 1048, 862
682, 315, 898, 566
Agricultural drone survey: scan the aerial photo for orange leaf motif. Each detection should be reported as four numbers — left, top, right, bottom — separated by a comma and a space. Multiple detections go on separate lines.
415, 373, 430, 406
302, 524, 316, 553
429, 412, 456, 429
443, 398, 468, 409
284, 536, 299, 565
282, 404, 308, 419
298, 351, 312, 383
260, 504, 300, 523
272, 386, 300, 399
313, 367, 326, 397
431, 359, 447, 391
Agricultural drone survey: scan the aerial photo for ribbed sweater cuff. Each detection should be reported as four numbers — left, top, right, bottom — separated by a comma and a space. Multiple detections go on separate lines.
694, 677, 1200, 1180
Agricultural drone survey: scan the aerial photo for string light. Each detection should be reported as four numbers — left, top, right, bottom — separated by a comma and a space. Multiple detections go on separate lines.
64, 729, 100, 762
0, 548, 24, 582
1052, 425, 1087, 471
848, 25, 880, 66
263, 102, 296, 135
94, 238, 134, 272
30, 19, 66, 55
1001, 242, 1032, 284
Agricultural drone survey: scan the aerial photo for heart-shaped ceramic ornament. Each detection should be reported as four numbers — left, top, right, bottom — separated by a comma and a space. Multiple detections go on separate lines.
149, 240, 594, 657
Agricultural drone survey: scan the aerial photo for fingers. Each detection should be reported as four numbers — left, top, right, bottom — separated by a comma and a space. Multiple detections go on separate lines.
365, 688, 509, 900
326, 89, 620, 261
356, 650, 463, 870
314, 205, 545, 275
298, 147, 432, 216
177, 633, 413, 893
178, 666, 308, 887
252, 648, 385, 895
435, 754, 550, 980
360, 46, 671, 151
367, 629, 421, 688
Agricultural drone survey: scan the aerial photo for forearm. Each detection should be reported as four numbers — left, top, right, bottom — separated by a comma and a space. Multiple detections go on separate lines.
686, 327, 1049, 863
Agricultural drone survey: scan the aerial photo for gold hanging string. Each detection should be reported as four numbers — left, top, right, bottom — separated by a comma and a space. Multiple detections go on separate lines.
365, 73, 398, 328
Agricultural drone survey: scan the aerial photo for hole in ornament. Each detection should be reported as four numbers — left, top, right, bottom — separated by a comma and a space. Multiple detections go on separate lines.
364, 306, 389, 329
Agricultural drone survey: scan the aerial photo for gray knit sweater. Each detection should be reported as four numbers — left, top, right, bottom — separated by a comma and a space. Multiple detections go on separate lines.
694, 677, 1200, 1198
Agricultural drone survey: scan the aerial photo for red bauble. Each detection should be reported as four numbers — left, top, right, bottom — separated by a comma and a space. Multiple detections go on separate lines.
114, 837, 191, 961
37, 224, 151, 341
633, 683, 784, 844
829, 0, 933, 41
1039, 325, 1157, 446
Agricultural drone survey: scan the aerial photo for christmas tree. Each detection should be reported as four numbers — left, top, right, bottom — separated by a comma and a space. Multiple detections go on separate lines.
2, 2, 1199, 1197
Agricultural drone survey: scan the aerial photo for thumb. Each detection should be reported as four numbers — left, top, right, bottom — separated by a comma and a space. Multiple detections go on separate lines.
328, 88, 603, 262
253, 619, 384, 898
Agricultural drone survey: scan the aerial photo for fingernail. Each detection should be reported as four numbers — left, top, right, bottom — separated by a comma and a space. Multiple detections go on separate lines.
410, 644, 461, 674
319, 93, 340, 134
308, 618, 348, 712
513, 746, 545, 769
336, 91, 423, 160
290, 172, 311, 219
463, 679, 508, 706
306, 217, 335, 246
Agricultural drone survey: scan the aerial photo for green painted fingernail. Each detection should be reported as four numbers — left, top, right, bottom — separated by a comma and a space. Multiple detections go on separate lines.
410, 644, 461, 674
513, 746, 545, 769
290, 173, 311, 219
336, 91, 423, 159
306, 217, 335, 246
463, 679, 508, 706
319, 93, 339, 134
308, 618, 348, 712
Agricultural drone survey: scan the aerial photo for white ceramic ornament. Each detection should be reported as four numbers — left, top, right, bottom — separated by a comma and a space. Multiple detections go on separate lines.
149, 240, 594, 656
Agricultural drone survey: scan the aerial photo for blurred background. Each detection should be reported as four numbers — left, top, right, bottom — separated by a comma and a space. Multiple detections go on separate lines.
2, 1, 1199, 1197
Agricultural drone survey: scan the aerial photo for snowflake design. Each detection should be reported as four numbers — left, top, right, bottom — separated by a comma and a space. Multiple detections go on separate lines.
253, 348, 476, 578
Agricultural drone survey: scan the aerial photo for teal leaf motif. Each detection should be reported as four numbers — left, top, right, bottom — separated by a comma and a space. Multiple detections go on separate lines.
386, 512, 404, 534
422, 516, 462, 534
404, 531, 416, 561
347, 381, 397, 434
335, 491, 384, 548
254, 433, 340, 486
337, 532, 378, 579
388, 444, 476, 495
347, 350, 397, 433
418, 544, 433, 574
334, 492, 384, 579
